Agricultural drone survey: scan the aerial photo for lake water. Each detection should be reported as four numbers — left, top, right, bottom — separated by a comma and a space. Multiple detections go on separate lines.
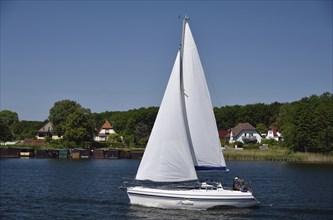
1, 159, 332, 219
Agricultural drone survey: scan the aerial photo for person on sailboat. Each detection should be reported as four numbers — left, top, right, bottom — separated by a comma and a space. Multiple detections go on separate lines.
239, 179, 246, 192
233, 177, 248, 192
233, 177, 240, 190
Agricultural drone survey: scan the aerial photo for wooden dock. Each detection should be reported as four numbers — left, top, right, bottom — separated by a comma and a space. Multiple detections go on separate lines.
0, 148, 144, 160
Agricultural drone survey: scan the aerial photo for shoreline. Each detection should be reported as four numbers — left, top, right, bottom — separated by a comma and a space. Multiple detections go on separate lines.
1, 146, 333, 163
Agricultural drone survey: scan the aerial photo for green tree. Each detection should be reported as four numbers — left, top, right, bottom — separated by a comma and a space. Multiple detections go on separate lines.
0, 110, 19, 127
49, 100, 82, 135
278, 93, 333, 153
256, 123, 267, 135
0, 110, 21, 140
214, 102, 282, 130
310, 93, 333, 153
0, 110, 45, 140
108, 133, 121, 143
214, 105, 240, 130
134, 122, 150, 146
0, 118, 13, 141
63, 109, 94, 146
12, 120, 45, 140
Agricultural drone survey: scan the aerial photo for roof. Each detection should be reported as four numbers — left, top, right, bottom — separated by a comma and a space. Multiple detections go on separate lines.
231, 122, 256, 137
101, 120, 113, 129
219, 130, 230, 138
39, 122, 53, 132
268, 125, 279, 137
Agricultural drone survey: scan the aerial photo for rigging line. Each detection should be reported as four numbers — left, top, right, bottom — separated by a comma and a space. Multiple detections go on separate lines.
189, 29, 223, 109
184, 18, 222, 108
201, 53, 224, 109
191, 26, 223, 109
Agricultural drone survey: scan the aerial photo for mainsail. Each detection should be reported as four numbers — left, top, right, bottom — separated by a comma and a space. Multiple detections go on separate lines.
135, 19, 226, 183
135, 52, 198, 182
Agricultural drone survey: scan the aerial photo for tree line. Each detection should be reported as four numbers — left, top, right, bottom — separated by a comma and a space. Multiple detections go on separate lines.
1, 92, 332, 153
277, 93, 333, 153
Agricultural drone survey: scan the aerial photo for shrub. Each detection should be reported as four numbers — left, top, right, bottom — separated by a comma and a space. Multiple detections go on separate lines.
234, 141, 243, 148
243, 143, 260, 150
261, 138, 279, 147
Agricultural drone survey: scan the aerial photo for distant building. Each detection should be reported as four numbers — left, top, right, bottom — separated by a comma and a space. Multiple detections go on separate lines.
94, 120, 116, 142
36, 122, 62, 140
266, 125, 283, 141
37, 122, 52, 140
219, 129, 231, 146
229, 122, 262, 144
219, 130, 231, 139
0, 141, 20, 146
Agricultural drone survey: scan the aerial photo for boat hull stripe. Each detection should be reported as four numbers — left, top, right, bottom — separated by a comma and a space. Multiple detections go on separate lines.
195, 166, 227, 171
127, 191, 256, 202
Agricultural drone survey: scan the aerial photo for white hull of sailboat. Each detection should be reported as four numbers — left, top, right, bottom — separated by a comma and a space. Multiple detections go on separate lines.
127, 186, 259, 210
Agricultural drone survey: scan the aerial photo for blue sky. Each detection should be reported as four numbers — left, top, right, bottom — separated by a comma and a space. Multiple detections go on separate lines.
1, 0, 332, 121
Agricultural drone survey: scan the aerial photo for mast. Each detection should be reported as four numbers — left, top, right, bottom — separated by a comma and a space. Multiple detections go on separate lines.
179, 16, 198, 167
180, 16, 189, 60
179, 16, 187, 98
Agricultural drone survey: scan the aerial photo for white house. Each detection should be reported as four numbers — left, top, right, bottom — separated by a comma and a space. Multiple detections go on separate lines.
36, 122, 62, 140
94, 120, 116, 142
266, 125, 283, 141
229, 122, 262, 144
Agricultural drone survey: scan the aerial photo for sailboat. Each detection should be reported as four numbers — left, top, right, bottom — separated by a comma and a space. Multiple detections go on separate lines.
126, 17, 259, 209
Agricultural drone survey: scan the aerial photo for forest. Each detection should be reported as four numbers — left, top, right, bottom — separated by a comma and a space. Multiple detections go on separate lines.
0, 92, 332, 154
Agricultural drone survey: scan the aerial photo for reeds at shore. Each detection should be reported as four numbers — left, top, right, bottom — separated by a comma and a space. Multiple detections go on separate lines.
223, 148, 333, 163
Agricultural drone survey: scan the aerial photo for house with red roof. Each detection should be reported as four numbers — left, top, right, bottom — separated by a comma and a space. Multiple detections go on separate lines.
219, 129, 231, 146
229, 122, 262, 144
94, 120, 116, 142
266, 125, 282, 141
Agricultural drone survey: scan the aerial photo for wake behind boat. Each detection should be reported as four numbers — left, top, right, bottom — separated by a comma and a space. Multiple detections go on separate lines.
125, 17, 259, 209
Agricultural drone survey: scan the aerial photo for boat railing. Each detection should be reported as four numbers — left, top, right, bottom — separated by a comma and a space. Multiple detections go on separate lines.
120, 177, 140, 190
120, 177, 253, 193
120, 178, 203, 190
